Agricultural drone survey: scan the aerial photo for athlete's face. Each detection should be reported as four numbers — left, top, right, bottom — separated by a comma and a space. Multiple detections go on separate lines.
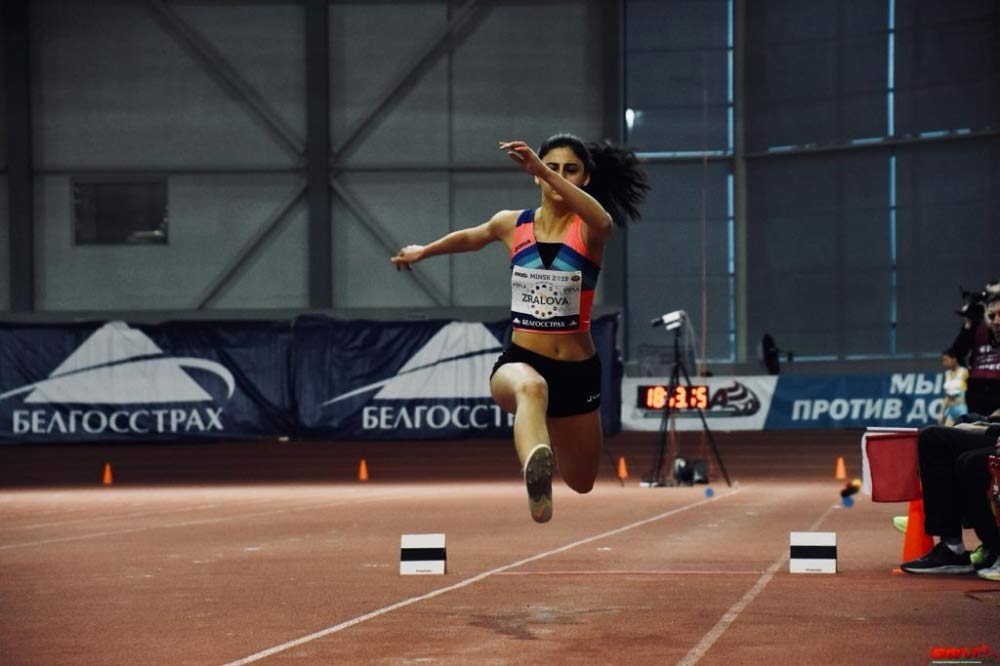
536, 146, 589, 199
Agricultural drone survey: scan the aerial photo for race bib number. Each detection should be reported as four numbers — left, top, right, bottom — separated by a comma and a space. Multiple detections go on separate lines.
511, 267, 582, 331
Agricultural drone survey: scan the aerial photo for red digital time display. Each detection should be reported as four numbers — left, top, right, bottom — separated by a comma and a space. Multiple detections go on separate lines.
638, 384, 709, 410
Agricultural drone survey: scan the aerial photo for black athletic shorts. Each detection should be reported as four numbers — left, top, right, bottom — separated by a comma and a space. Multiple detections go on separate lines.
490, 342, 602, 417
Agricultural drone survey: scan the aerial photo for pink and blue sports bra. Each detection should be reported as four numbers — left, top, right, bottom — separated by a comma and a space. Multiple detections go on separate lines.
508, 207, 601, 334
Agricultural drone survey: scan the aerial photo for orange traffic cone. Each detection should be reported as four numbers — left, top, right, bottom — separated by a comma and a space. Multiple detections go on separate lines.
102, 463, 113, 486
616, 456, 629, 481
900, 498, 934, 563
357, 458, 369, 482
834, 456, 847, 480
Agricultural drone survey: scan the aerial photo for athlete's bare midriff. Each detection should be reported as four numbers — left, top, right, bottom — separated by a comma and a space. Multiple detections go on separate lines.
511, 329, 596, 360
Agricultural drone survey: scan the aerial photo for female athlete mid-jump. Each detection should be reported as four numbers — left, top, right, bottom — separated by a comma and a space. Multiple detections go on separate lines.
391, 134, 647, 522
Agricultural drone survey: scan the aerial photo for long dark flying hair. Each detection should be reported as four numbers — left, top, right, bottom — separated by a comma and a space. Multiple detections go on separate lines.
538, 133, 649, 227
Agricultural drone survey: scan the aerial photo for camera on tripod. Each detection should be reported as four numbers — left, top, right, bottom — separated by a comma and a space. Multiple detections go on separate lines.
650, 309, 686, 331
642, 308, 731, 488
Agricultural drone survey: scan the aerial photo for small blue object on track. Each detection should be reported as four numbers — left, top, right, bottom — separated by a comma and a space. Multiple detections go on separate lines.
705, 487, 715, 497
842, 495, 854, 508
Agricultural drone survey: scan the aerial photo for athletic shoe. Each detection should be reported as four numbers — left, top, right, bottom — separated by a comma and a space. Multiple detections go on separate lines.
900, 543, 974, 574
977, 558, 1000, 582
892, 516, 908, 534
523, 444, 554, 524
971, 545, 995, 570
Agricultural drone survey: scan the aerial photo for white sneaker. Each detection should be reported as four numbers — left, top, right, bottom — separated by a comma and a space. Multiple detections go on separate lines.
977, 558, 1000, 582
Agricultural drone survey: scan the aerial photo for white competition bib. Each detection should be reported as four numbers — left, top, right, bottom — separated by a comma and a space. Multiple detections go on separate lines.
510, 267, 583, 331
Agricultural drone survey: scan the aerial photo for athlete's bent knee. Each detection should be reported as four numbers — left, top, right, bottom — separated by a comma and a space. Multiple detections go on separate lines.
515, 377, 548, 405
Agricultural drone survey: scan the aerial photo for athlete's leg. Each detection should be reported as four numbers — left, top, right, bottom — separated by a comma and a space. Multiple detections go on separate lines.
490, 362, 550, 465
491, 363, 555, 522
547, 409, 602, 494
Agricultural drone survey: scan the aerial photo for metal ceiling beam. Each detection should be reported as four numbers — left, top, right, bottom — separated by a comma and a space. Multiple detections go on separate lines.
743, 127, 1000, 160
5, 0, 35, 312
145, 0, 305, 160
331, 0, 488, 162
329, 178, 448, 306
196, 182, 307, 309
305, 0, 332, 308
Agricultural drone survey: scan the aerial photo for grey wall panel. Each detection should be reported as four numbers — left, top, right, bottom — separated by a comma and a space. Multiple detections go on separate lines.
629, 273, 732, 360
641, 162, 728, 220
627, 162, 731, 361
207, 203, 308, 311
450, 171, 536, 307
626, 0, 727, 51
895, 139, 999, 354
1, 19, 6, 170
33, 1, 299, 167
746, 153, 891, 357
625, 50, 728, 152
0, 178, 8, 311
173, 2, 306, 140
627, 52, 728, 109
35, 174, 306, 310
624, 0, 728, 153
746, 0, 888, 150
329, 2, 448, 163
331, 173, 451, 308
895, 0, 999, 135
626, 105, 729, 153
451, 1, 605, 163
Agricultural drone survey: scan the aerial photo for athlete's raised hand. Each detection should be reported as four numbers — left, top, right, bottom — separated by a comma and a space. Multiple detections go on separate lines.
499, 140, 547, 177
390, 244, 424, 271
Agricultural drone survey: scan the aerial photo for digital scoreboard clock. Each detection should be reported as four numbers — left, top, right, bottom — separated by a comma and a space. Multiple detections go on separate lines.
638, 384, 709, 411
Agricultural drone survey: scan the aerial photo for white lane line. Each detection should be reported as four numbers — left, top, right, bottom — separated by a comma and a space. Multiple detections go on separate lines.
0, 503, 233, 532
219, 487, 744, 666
497, 570, 764, 576
675, 501, 838, 666
0, 490, 417, 551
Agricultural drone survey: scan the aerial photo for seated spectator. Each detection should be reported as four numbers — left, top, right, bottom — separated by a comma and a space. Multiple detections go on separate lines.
900, 411, 1000, 580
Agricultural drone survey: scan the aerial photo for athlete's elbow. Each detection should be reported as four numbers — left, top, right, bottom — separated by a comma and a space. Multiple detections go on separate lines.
590, 213, 613, 238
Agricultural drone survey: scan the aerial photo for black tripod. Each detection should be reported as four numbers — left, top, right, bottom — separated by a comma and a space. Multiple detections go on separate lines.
644, 322, 732, 488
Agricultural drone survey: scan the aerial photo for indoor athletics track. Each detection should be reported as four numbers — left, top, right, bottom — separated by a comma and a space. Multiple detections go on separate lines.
1, 430, 997, 665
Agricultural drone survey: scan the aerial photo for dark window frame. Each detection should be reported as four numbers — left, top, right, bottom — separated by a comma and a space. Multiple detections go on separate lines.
72, 177, 169, 246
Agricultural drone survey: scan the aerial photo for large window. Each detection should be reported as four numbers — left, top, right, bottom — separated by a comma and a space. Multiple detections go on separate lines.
73, 179, 168, 245
743, 0, 997, 361
624, 0, 734, 365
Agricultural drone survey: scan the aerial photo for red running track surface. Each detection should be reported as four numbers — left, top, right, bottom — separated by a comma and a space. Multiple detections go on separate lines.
1, 430, 997, 665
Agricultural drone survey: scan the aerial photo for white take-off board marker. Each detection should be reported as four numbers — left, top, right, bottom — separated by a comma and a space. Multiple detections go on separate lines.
400, 533, 446, 575
789, 531, 837, 574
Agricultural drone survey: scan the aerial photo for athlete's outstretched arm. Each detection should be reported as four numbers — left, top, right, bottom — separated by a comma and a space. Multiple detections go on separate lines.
390, 210, 515, 271
499, 140, 613, 242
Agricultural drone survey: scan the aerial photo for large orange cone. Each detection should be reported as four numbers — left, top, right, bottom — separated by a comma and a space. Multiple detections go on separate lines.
102, 463, 113, 486
357, 458, 369, 482
900, 498, 934, 563
834, 456, 847, 480
616, 456, 629, 481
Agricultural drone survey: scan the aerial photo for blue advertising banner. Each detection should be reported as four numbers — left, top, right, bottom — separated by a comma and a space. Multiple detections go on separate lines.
0, 320, 295, 443
1, 315, 620, 443
293, 314, 620, 440
622, 372, 949, 431
764, 373, 948, 430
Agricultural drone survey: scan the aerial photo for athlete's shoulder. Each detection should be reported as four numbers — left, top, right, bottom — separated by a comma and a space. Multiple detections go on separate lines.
486, 209, 522, 233
485, 209, 521, 245
489, 209, 523, 224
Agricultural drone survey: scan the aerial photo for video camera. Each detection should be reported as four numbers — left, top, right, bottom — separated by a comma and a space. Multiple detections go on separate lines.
956, 280, 1000, 323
